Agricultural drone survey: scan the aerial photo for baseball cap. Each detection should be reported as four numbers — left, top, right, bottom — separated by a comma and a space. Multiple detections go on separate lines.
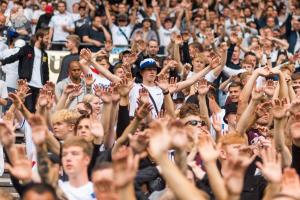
140, 58, 158, 70
223, 103, 237, 124
45, 5, 54, 14
118, 14, 128, 21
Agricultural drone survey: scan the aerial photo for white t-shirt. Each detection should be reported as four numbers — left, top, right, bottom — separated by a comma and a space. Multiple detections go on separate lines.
0, 47, 20, 89
110, 24, 133, 46
89, 69, 111, 88
49, 12, 75, 41
187, 71, 218, 83
29, 47, 43, 88
129, 83, 163, 118
59, 181, 95, 200
31, 10, 45, 33
159, 26, 180, 47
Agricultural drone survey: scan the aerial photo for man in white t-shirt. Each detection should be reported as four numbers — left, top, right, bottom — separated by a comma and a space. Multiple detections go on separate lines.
154, 7, 183, 52
59, 136, 95, 200
48, 1, 75, 50
105, 2, 137, 46
129, 58, 163, 118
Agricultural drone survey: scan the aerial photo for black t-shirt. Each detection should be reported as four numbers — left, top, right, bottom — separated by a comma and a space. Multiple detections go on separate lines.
82, 25, 106, 52
75, 18, 90, 39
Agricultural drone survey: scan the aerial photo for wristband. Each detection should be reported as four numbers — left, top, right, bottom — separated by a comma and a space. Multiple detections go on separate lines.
163, 90, 169, 95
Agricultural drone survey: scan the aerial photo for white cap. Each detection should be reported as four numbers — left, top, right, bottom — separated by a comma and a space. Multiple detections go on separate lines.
14, 39, 26, 48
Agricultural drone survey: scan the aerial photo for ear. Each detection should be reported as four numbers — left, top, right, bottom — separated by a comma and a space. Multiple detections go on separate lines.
83, 155, 91, 166
219, 148, 227, 160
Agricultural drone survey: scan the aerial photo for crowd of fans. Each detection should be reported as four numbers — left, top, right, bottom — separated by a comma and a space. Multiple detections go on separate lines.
0, 0, 299, 199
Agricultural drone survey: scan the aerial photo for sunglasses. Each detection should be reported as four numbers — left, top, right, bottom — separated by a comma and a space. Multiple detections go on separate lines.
185, 120, 206, 126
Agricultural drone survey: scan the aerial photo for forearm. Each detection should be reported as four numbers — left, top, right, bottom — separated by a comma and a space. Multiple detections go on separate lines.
288, 84, 297, 102
278, 72, 289, 100
91, 60, 121, 83
205, 161, 228, 200
102, 27, 112, 41
262, 183, 281, 200
55, 93, 68, 111
104, 103, 119, 149
46, 132, 61, 156
237, 72, 259, 119
0, 98, 7, 106
20, 103, 32, 120
83, 36, 100, 45
175, 67, 211, 92
274, 118, 292, 167
157, 154, 207, 200
198, 95, 210, 127
236, 100, 258, 136
101, 103, 112, 138
118, 184, 136, 200
112, 117, 142, 154
164, 93, 176, 118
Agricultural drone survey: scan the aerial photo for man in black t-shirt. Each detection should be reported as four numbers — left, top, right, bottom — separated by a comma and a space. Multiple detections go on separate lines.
74, 5, 91, 39
82, 15, 111, 52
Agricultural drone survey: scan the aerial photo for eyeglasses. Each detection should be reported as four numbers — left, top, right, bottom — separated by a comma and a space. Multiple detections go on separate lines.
185, 120, 206, 126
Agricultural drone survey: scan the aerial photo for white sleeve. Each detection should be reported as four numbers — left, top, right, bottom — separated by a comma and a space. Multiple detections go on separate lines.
20, 120, 37, 162
222, 65, 247, 77
48, 17, 54, 28
205, 71, 218, 83
0, 82, 8, 99
0, 145, 4, 176
68, 16, 75, 28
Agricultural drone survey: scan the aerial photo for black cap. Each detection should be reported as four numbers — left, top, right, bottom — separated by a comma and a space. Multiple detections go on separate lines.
223, 103, 237, 124
173, 91, 185, 101
142, 17, 152, 24
118, 14, 128, 21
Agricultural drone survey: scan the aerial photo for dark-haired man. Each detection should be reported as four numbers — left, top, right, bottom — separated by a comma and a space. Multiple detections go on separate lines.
0, 29, 49, 112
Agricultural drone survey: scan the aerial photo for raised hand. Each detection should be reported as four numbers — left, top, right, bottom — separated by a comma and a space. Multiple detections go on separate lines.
94, 85, 112, 103
90, 121, 104, 144
112, 146, 140, 188
111, 84, 120, 104
280, 168, 300, 199
135, 102, 152, 120
174, 34, 183, 45
80, 48, 92, 61
289, 100, 300, 116
17, 79, 30, 102
128, 131, 149, 155
0, 122, 15, 148
44, 81, 55, 94
255, 147, 282, 183
148, 119, 171, 158
212, 114, 222, 133
69, 85, 83, 99
198, 78, 209, 95
272, 98, 288, 119
198, 134, 219, 162
85, 74, 95, 87
256, 67, 271, 77
28, 115, 48, 146
264, 79, 275, 97
6, 157, 32, 182
118, 78, 134, 97
223, 150, 256, 196
138, 87, 149, 104
63, 83, 77, 95
8, 93, 22, 109
168, 119, 190, 149
155, 74, 169, 92
251, 87, 264, 102
37, 89, 49, 107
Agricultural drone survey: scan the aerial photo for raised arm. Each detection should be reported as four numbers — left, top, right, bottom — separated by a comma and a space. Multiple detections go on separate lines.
174, 66, 212, 93
104, 1, 113, 28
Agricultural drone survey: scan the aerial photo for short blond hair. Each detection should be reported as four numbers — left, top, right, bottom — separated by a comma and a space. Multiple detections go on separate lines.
82, 94, 98, 104
51, 109, 80, 125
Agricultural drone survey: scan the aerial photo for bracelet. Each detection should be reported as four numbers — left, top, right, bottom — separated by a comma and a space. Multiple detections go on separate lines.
163, 90, 169, 95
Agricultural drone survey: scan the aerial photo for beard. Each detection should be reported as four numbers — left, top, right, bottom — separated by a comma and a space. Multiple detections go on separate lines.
40, 41, 47, 50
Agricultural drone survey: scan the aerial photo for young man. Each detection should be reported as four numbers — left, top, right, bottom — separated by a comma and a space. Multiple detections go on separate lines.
105, 2, 137, 46
129, 58, 164, 118
48, 1, 75, 50
82, 15, 111, 52
22, 183, 58, 200
0, 29, 49, 112
57, 35, 80, 83
51, 109, 80, 141
59, 136, 95, 200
